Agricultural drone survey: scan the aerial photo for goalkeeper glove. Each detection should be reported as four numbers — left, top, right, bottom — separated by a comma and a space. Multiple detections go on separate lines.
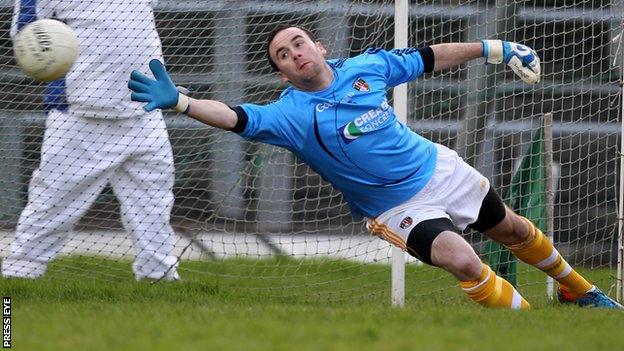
482, 40, 541, 84
128, 59, 189, 113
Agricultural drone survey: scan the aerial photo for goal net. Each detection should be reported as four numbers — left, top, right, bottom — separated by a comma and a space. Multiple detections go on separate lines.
0, 0, 622, 304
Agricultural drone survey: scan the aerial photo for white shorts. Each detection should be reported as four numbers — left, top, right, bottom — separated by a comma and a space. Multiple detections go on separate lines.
367, 143, 490, 250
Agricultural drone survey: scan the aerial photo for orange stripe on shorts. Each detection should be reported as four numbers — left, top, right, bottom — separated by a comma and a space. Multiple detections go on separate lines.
369, 219, 407, 251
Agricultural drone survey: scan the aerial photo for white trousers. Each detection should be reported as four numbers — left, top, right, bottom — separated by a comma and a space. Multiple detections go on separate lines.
2, 109, 179, 280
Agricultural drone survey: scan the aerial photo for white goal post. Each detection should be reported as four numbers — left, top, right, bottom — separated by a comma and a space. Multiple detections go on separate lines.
0, 0, 622, 304
392, 0, 409, 308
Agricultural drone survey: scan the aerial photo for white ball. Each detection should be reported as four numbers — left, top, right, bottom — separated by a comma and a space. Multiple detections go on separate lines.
13, 19, 78, 82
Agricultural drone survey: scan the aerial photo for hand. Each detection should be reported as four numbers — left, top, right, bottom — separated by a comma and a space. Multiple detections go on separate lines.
128, 59, 189, 112
482, 40, 541, 84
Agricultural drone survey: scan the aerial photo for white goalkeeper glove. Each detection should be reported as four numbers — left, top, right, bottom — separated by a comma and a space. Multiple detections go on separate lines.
482, 40, 541, 84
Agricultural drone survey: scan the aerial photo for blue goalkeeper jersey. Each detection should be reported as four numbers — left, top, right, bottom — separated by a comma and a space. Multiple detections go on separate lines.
239, 48, 438, 218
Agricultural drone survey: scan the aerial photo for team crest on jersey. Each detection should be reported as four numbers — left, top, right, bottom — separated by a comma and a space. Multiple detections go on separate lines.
399, 216, 413, 229
352, 78, 370, 92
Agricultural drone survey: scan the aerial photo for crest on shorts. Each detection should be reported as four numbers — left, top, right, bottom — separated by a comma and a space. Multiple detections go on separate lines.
399, 216, 413, 229
352, 77, 370, 92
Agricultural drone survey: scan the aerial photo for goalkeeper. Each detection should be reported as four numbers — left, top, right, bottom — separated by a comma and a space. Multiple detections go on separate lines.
129, 25, 620, 308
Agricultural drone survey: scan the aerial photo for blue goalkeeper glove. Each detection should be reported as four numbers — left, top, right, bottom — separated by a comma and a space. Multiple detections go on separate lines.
128, 59, 189, 113
482, 40, 541, 84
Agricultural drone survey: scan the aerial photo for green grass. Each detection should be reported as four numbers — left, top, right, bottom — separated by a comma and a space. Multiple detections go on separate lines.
1, 256, 623, 351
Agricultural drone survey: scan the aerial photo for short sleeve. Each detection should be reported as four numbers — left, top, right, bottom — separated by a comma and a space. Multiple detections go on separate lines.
367, 48, 426, 87
238, 102, 293, 149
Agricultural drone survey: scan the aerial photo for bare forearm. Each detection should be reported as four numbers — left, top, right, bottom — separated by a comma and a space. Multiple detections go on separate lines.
431, 42, 483, 72
185, 98, 238, 130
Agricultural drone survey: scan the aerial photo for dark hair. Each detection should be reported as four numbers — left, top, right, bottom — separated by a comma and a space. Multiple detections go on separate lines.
266, 24, 317, 72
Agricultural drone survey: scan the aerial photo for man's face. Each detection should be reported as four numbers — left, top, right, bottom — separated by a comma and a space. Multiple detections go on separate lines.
268, 27, 328, 87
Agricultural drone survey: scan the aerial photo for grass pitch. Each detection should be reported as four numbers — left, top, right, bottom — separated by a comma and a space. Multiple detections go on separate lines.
1, 256, 622, 351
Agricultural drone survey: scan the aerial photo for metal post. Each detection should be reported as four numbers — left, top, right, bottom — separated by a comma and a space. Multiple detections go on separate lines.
462, 0, 514, 171
610, 0, 624, 301
211, 10, 246, 220
0, 112, 25, 223
391, 0, 408, 308
318, 0, 351, 58
465, 7, 494, 179
255, 149, 293, 234
543, 113, 555, 299
618, 81, 624, 302
616, 25, 624, 302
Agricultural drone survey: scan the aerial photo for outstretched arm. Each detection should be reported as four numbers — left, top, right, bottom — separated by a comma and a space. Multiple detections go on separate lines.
429, 40, 541, 84
430, 42, 483, 72
128, 59, 238, 130
185, 98, 237, 130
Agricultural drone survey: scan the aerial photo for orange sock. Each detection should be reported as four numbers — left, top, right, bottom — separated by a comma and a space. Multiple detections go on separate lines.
459, 263, 530, 309
508, 217, 592, 294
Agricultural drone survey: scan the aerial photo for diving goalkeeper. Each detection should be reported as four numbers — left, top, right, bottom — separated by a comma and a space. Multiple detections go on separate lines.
128, 24, 621, 308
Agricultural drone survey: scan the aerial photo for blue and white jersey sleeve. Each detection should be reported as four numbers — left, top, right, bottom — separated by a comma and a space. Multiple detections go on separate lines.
365, 48, 427, 87
12, 0, 55, 37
